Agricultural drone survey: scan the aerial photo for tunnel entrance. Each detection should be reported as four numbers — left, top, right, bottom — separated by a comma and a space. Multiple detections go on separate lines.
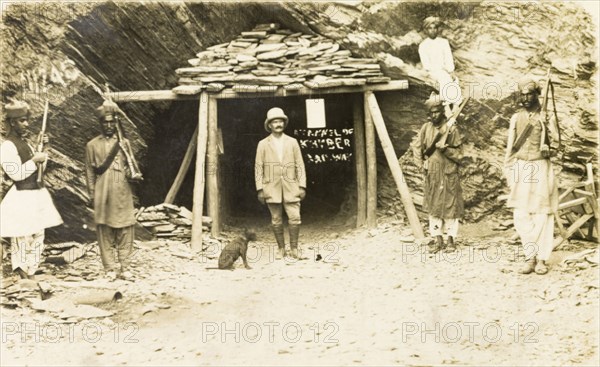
218, 94, 356, 226
138, 100, 200, 211
138, 93, 360, 233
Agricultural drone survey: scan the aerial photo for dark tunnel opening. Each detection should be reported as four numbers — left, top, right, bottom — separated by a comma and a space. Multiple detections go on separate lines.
139, 94, 358, 228
138, 100, 199, 210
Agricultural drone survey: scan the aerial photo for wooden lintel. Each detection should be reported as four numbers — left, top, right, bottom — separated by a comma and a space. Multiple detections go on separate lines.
106, 80, 409, 102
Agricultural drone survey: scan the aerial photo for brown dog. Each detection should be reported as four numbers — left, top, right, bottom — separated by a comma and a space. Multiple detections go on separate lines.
216, 229, 256, 270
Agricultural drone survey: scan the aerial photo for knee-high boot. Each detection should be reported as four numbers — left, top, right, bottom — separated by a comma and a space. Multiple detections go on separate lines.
272, 224, 286, 259
289, 224, 300, 259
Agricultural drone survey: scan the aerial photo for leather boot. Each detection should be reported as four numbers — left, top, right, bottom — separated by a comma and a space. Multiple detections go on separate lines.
272, 224, 286, 259
289, 224, 300, 259
446, 236, 457, 251
432, 235, 444, 254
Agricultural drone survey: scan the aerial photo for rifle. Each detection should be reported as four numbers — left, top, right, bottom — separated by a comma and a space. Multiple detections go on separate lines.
115, 118, 143, 182
104, 84, 143, 182
511, 68, 554, 155
423, 96, 470, 158
540, 69, 561, 156
36, 99, 49, 186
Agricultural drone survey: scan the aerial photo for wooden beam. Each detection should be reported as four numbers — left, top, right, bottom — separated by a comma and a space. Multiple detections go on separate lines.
191, 92, 209, 251
554, 214, 594, 248
558, 197, 588, 211
107, 90, 195, 102
353, 94, 367, 228
364, 92, 377, 228
106, 80, 409, 102
164, 126, 198, 204
365, 91, 425, 239
564, 212, 587, 238
206, 96, 220, 237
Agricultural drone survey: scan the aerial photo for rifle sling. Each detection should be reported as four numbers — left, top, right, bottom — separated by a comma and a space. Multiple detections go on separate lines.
511, 122, 534, 154
423, 132, 441, 158
424, 125, 457, 158
94, 141, 121, 176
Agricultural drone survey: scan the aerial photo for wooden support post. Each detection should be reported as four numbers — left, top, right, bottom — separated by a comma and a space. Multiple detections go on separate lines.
206, 96, 220, 237
191, 92, 209, 251
364, 92, 377, 228
164, 126, 198, 204
353, 94, 367, 227
365, 91, 425, 239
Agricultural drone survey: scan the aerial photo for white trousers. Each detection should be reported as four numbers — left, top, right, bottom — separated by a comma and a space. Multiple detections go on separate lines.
429, 216, 459, 238
11, 231, 45, 276
513, 210, 554, 261
430, 70, 463, 105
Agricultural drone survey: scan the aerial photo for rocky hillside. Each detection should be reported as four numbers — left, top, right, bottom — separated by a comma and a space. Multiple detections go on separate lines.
1, 2, 597, 241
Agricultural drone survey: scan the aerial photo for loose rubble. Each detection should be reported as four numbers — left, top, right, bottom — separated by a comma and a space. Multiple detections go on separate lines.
136, 203, 212, 242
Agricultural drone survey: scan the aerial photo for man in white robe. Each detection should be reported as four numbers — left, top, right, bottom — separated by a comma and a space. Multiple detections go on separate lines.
504, 78, 559, 275
418, 16, 463, 116
0, 100, 63, 279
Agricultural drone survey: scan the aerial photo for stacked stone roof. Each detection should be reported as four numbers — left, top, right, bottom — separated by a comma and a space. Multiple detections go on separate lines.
172, 23, 390, 95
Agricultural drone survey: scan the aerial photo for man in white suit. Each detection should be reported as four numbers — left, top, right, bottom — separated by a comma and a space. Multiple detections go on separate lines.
255, 107, 306, 260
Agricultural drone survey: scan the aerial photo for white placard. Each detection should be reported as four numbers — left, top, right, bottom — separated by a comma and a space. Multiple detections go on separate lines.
305, 99, 326, 128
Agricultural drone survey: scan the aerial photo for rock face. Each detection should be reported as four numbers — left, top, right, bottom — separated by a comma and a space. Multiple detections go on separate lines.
1, 2, 597, 241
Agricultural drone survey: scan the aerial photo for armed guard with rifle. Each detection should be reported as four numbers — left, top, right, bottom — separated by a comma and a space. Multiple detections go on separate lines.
85, 98, 141, 281
504, 72, 561, 276
415, 92, 466, 253
0, 99, 63, 279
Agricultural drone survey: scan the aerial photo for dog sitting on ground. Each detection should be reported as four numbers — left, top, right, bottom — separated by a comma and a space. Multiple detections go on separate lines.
214, 229, 256, 270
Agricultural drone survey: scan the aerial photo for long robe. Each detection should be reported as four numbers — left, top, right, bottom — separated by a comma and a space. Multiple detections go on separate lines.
504, 110, 559, 214
0, 135, 62, 237
417, 121, 464, 219
85, 134, 135, 228
504, 109, 559, 261
0, 134, 63, 275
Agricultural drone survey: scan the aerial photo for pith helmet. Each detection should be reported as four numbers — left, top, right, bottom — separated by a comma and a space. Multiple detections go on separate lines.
264, 107, 288, 132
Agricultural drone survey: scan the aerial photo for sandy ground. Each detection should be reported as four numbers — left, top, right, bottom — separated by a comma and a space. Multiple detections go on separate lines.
1, 219, 599, 366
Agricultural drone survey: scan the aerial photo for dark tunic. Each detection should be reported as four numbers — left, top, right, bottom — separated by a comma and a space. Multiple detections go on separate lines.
85, 135, 135, 228
417, 121, 464, 219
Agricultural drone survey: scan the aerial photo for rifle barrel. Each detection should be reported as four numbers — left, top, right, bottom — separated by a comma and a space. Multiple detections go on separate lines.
36, 99, 50, 185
